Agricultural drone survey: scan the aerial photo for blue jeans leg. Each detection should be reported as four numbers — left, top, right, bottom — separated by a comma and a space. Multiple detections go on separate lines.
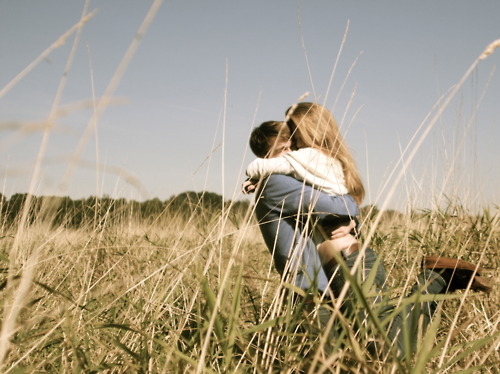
387, 269, 446, 358
326, 249, 447, 358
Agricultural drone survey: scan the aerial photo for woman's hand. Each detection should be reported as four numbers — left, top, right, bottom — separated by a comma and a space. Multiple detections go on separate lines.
242, 179, 259, 194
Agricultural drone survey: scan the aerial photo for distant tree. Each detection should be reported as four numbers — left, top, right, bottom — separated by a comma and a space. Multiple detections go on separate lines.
0, 193, 5, 213
70, 199, 86, 227
226, 199, 252, 227
50, 196, 74, 227
141, 198, 165, 219
0, 193, 6, 226
5, 193, 29, 224
166, 191, 224, 220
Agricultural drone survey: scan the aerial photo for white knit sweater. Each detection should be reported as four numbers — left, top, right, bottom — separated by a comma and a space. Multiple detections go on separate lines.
246, 147, 348, 196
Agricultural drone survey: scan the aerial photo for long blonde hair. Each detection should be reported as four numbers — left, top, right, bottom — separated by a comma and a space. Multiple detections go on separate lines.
286, 102, 365, 204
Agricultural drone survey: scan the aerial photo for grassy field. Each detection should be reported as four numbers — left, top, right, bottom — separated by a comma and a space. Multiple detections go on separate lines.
0, 199, 498, 373
1, 6, 499, 372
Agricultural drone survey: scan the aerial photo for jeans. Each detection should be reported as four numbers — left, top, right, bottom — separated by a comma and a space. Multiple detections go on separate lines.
254, 174, 359, 292
328, 248, 447, 358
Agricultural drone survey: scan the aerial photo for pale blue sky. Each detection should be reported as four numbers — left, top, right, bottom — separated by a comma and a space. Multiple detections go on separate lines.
1, 0, 499, 211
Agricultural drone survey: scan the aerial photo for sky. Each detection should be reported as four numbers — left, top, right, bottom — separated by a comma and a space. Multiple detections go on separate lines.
1, 0, 499, 212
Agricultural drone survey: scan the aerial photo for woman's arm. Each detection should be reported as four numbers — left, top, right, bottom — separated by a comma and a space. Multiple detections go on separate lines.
246, 156, 295, 180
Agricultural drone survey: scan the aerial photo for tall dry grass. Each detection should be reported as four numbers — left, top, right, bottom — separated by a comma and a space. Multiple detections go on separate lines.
0, 198, 498, 372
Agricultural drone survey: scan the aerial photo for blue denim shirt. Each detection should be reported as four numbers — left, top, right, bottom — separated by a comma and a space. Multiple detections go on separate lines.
254, 174, 359, 293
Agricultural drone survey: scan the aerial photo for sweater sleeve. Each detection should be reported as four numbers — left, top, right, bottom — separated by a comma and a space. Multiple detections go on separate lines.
246, 157, 295, 179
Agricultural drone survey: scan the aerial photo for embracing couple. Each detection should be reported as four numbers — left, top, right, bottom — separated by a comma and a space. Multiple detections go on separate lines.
243, 102, 492, 359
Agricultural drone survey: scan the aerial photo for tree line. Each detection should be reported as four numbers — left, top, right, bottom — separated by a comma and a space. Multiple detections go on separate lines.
0, 191, 251, 229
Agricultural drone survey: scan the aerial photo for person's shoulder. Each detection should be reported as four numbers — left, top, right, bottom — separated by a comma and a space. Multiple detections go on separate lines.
283, 147, 314, 159
295, 148, 342, 166
296, 147, 329, 158
291, 147, 317, 155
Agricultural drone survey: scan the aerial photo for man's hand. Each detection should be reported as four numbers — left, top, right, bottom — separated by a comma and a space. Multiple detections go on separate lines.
322, 219, 357, 239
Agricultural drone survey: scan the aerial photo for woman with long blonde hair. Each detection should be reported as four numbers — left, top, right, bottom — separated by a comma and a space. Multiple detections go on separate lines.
286, 102, 365, 204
